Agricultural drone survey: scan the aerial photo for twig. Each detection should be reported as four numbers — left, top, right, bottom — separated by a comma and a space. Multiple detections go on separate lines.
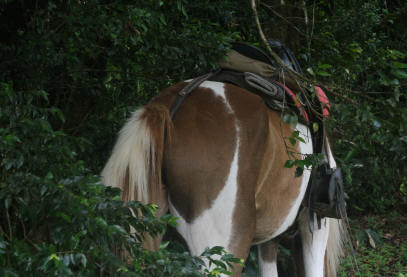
309, 0, 316, 53
0, 225, 10, 241
6, 209, 12, 241
260, 2, 305, 36
250, 0, 385, 104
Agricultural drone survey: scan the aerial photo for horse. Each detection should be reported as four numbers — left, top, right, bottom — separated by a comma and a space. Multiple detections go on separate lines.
101, 79, 345, 276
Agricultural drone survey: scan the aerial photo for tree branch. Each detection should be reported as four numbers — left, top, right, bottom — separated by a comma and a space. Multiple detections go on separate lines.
250, 0, 388, 104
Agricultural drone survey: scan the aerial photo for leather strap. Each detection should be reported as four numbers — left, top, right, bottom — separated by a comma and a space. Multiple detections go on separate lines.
170, 69, 220, 119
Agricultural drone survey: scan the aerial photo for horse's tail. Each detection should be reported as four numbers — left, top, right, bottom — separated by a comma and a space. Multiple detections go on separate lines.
101, 103, 172, 249
326, 218, 346, 277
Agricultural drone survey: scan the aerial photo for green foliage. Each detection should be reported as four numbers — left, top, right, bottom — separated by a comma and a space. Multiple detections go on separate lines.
0, 0, 240, 172
339, 213, 407, 277
297, 0, 407, 213
0, 1, 244, 274
0, 84, 241, 276
339, 243, 407, 277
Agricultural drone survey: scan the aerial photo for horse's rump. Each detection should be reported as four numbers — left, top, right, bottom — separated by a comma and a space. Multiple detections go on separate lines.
102, 79, 345, 276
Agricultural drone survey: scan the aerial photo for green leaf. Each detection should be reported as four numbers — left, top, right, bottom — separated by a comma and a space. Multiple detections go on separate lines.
0, 83, 13, 96
317, 71, 331, 77
284, 160, 294, 168
295, 167, 304, 177
50, 107, 65, 123
391, 62, 407, 69
282, 113, 298, 128
391, 69, 407, 79
56, 212, 72, 223
289, 137, 296, 146
318, 64, 332, 69
313, 122, 319, 132
160, 241, 170, 249
46, 171, 53, 180
297, 136, 306, 143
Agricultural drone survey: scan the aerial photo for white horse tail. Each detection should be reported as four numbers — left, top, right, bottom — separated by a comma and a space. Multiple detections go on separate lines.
326, 218, 346, 277
101, 103, 172, 248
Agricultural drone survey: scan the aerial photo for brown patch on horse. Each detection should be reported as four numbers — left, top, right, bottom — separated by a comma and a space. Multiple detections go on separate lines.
141, 103, 173, 207
162, 84, 237, 222
222, 84, 270, 257
259, 239, 278, 263
252, 110, 304, 243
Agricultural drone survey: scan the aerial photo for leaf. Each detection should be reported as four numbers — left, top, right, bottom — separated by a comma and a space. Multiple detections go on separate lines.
317, 71, 331, 77
296, 136, 306, 143
289, 137, 296, 146
366, 230, 376, 248
318, 64, 332, 69
306, 67, 315, 76
56, 212, 72, 223
282, 113, 298, 128
75, 253, 87, 267
284, 160, 294, 168
46, 172, 54, 180
160, 241, 170, 249
50, 107, 65, 123
295, 167, 304, 177
313, 122, 319, 132
391, 62, 407, 69
391, 69, 407, 79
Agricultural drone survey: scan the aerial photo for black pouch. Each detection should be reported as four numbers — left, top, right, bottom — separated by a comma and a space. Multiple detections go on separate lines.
306, 162, 346, 231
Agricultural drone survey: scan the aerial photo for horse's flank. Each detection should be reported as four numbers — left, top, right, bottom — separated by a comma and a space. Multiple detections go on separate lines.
102, 80, 344, 276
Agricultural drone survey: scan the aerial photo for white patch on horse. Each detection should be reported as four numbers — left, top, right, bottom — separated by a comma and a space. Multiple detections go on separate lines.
299, 209, 330, 277
270, 123, 313, 238
200, 81, 233, 113
169, 83, 240, 260
258, 248, 278, 277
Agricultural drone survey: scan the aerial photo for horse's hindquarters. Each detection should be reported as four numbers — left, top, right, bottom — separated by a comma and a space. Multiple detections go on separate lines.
253, 112, 313, 244
162, 81, 272, 273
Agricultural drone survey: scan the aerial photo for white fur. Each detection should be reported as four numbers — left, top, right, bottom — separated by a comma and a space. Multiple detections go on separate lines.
270, 123, 313, 238
169, 128, 240, 255
169, 82, 240, 276
258, 247, 278, 277
299, 209, 329, 277
326, 218, 345, 277
200, 81, 233, 113
101, 108, 153, 204
298, 138, 345, 277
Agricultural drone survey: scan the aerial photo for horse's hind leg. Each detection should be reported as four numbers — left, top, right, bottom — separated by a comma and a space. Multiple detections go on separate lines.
299, 208, 329, 277
169, 200, 255, 276
257, 240, 279, 277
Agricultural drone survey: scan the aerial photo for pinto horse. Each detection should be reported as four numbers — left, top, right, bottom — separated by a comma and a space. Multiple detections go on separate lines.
102, 80, 345, 276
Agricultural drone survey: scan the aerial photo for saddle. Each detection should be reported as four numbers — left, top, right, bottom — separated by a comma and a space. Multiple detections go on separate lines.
169, 41, 346, 229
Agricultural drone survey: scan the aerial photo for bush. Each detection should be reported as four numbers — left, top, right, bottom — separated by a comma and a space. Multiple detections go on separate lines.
0, 85, 241, 276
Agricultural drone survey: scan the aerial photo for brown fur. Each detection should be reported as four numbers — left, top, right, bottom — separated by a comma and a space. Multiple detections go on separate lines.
163, 86, 237, 222
253, 110, 302, 243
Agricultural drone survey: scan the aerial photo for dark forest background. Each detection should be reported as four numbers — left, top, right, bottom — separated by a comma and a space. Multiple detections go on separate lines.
1, 0, 406, 276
